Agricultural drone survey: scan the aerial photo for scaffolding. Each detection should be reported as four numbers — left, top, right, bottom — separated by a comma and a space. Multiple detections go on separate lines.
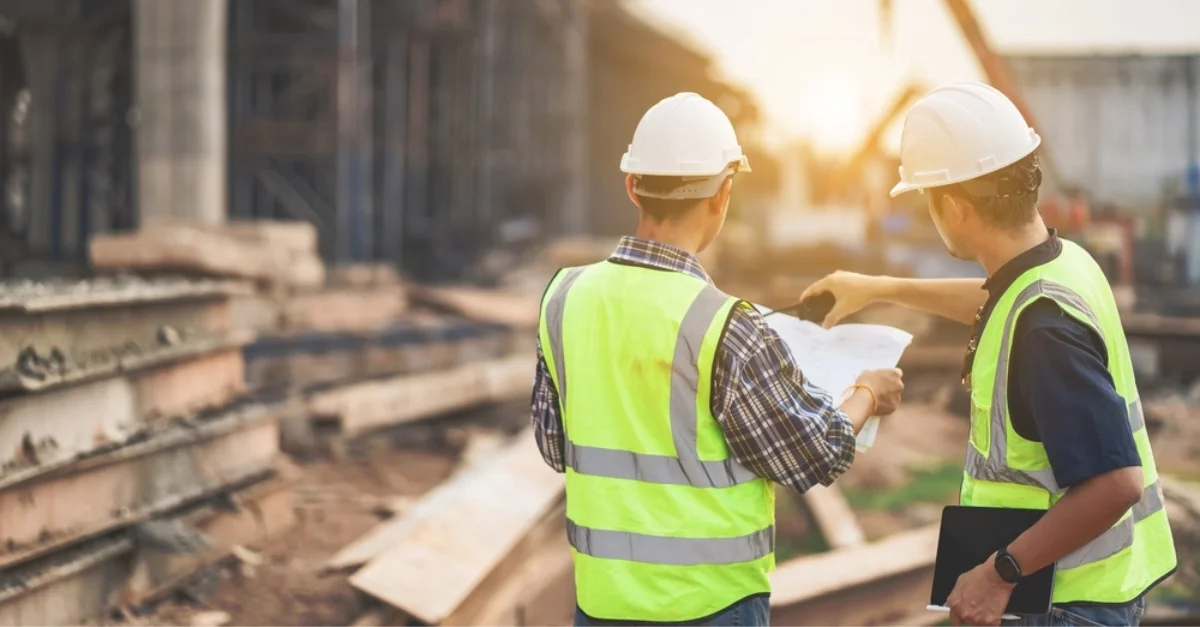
0, 0, 135, 272
227, 0, 586, 280
0, 0, 769, 281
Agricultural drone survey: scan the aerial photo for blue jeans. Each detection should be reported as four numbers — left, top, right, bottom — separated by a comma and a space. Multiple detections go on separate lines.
574, 595, 771, 626
1003, 597, 1146, 626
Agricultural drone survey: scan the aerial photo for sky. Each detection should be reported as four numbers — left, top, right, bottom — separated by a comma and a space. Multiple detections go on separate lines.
630, 0, 1200, 153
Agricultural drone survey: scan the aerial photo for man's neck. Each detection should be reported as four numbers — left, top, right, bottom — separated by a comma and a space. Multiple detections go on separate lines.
976, 222, 1051, 277
634, 218, 703, 254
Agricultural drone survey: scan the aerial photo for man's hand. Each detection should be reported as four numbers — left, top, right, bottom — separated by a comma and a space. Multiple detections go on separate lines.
799, 271, 883, 328
855, 368, 904, 415
946, 552, 1015, 626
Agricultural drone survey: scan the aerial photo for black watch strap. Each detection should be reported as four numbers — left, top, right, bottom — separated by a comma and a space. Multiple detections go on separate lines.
994, 547, 1023, 584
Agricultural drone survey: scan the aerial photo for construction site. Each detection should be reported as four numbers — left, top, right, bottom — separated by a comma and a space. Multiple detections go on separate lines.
0, 0, 1199, 625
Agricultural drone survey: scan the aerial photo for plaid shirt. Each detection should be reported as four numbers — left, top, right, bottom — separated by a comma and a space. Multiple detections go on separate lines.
530, 236, 856, 494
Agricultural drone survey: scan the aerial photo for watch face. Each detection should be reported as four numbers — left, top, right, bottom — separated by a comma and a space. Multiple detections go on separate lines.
996, 555, 1021, 582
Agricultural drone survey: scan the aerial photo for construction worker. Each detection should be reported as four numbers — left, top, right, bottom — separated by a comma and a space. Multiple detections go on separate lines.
531, 92, 905, 626
800, 82, 1177, 626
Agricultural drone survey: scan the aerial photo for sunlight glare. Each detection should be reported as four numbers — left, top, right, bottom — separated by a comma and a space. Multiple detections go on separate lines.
802, 71, 866, 155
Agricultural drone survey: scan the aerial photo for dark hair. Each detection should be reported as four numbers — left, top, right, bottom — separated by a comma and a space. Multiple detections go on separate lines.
633, 175, 706, 222
934, 152, 1042, 230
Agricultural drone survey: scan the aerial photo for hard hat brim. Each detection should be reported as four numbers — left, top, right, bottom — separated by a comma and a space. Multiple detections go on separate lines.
889, 180, 922, 198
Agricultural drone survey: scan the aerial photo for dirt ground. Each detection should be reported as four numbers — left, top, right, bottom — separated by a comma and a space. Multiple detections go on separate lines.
106, 373, 1200, 626
127, 446, 459, 627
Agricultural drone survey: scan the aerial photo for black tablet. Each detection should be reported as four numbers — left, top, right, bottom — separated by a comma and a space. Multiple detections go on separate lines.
929, 505, 1056, 616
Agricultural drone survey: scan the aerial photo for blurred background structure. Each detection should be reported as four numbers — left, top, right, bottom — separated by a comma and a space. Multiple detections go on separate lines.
5, 1, 1200, 625
0, 0, 774, 281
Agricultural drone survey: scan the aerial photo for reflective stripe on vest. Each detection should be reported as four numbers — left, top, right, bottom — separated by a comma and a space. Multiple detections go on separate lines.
544, 267, 771, 566
965, 278, 1165, 570
566, 519, 774, 566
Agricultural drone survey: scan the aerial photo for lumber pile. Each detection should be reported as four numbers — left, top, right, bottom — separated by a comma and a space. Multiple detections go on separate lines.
332, 427, 574, 626
0, 277, 296, 626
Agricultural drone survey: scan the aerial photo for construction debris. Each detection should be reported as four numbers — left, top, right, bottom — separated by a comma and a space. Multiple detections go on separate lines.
0, 270, 296, 626
349, 430, 565, 625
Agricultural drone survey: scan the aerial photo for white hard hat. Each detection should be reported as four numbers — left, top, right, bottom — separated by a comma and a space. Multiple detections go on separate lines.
890, 82, 1041, 198
621, 92, 751, 194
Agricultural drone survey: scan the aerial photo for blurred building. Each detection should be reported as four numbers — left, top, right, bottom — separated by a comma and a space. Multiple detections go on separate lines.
0, 0, 776, 281
1008, 53, 1200, 288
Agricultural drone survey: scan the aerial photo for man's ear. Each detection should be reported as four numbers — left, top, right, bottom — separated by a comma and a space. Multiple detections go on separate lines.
941, 192, 970, 225
625, 174, 642, 208
709, 177, 733, 214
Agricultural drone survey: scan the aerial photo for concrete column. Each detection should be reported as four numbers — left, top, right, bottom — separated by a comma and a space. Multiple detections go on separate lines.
562, 0, 589, 235
133, 0, 226, 226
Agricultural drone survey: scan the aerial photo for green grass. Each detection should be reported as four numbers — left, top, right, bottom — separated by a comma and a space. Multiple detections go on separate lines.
842, 461, 963, 512
775, 529, 830, 562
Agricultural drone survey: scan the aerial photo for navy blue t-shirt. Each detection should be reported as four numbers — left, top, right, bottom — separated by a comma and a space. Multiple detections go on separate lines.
977, 230, 1141, 489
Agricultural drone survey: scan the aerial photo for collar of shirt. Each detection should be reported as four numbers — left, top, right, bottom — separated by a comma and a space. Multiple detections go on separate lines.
960, 228, 1062, 387
608, 236, 713, 285
979, 228, 1063, 317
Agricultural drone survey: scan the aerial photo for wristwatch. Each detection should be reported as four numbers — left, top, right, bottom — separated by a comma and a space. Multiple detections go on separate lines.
994, 547, 1023, 584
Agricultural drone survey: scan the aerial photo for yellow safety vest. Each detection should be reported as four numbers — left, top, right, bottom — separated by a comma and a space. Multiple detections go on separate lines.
961, 239, 1176, 604
538, 261, 776, 622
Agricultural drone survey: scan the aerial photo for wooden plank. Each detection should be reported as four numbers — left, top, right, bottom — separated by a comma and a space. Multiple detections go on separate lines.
89, 224, 325, 289
324, 431, 509, 571
770, 524, 939, 626
328, 264, 401, 289
350, 430, 564, 624
0, 296, 234, 377
1123, 313, 1200, 338
441, 501, 573, 626
308, 354, 532, 437
802, 484, 866, 549
408, 285, 539, 328
0, 402, 284, 569
279, 287, 409, 334
122, 472, 298, 606
0, 347, 247, 476
0, 535, 135, 626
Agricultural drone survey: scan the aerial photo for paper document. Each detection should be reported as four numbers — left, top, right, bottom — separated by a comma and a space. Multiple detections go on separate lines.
755, 304, 913, 451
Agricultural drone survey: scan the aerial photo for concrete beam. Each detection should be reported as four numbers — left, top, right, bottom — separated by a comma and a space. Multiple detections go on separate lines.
0, 347, 245, 476
0, 403, 281, 569
0, 472, 296, 626
132, 0, 227, 226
